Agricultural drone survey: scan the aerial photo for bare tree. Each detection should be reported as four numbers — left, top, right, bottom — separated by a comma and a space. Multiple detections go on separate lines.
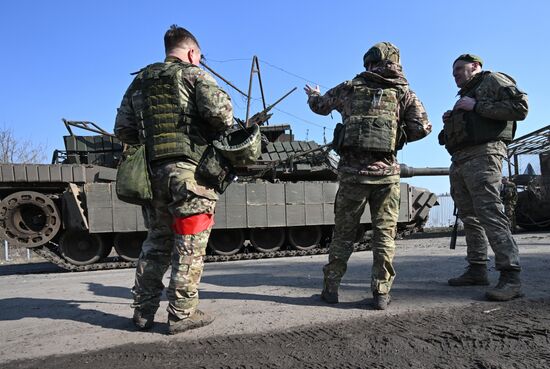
0, 126, 47, 164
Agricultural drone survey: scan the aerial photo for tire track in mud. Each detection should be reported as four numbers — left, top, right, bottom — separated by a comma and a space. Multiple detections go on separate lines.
7, 299, 550, 369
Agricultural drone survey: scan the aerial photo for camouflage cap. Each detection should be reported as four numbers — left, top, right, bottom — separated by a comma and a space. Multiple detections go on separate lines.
453, 54, 483, 67
363, 42, 401, 67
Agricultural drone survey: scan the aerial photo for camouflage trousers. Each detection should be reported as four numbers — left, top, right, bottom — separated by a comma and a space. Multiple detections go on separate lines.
504, 205, 517, 231
450, 155, 520, 271
324, 181, 400, 295
131, 161, 216, 320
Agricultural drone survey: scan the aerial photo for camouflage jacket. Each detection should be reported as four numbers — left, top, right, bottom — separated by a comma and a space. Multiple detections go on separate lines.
114, 56, 233, 147
439, 71, 528, 163
308, 61, 431, 184
114, 56, 233, 200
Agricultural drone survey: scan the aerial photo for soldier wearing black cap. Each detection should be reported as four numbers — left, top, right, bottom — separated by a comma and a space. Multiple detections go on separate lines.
439, 53, 528, 301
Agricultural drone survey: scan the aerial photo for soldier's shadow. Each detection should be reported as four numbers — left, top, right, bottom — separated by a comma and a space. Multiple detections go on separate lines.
200, 290, 371, 310
0, 296, 138, 332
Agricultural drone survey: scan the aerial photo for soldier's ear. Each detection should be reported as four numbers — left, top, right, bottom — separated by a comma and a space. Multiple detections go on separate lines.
187, 48, 200, 66
473, 62, 482, 72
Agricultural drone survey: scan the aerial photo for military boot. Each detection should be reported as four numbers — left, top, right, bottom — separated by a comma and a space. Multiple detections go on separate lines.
167, 309, 215, 335
372, 293, 391, 310
321, 265, 340, 304
132, 309, 156, 331
486, 270, 524, 301
321, 282, 339, 304
448, 264, 490, 286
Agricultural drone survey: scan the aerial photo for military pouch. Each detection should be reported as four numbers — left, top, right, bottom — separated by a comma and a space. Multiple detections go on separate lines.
343, 116, 397, 153
196, 145, 235, 194
444, 111, 514, 154
332, 123, 345, 155
443, 112, 469, 154
115, 144, 153, 206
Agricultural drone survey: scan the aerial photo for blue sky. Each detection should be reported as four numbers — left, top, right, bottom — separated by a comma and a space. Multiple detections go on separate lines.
1, 0, 548, 194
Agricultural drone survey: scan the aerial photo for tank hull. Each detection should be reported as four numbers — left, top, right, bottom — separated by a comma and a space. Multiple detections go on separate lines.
0, 163, 439, 269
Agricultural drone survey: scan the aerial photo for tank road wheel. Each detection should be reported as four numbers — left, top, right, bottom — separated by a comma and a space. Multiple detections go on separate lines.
60, 231, 106, 266
288, 226, 322, 251
250, 227, 285, 253
114, 232, 146, 261
208, 229, 244, 256
0, 191, 61, 248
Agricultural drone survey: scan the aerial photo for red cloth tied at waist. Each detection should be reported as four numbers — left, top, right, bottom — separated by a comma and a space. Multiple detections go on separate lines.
172, 213, 214, 235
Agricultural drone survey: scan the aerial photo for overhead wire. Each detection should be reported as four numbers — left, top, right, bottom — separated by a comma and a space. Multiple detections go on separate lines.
204, 56, 331, 132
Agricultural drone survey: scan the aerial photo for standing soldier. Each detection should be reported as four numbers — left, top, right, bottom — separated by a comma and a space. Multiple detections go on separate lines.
501, 177, 518, 232
439, 54, 528, 301
115, 25, 233, 334
305, 42, 431, 310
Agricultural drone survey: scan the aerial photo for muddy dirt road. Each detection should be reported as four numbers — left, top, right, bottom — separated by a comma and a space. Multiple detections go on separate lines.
1, 232, 549, 368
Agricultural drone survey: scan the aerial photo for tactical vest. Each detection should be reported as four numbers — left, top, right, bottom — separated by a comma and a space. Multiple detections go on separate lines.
342, 78, 401, 153
131, 61, 208, 163
444, 73, 516, 154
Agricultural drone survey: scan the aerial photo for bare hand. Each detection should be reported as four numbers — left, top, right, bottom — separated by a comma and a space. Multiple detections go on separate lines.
442, 110, 452, 124
304, 84, 320, 97
453, 97, 476, 112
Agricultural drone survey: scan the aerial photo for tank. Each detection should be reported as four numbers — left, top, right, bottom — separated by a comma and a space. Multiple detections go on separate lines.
0, 120, 449, 270
514, 175, 550, 230
506, 124, 550, 231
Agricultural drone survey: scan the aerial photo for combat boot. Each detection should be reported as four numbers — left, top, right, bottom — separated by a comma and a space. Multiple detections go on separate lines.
486, 270, 524, 301
372, 293, 391, 310
448, 264, 490, 286
321, 277, 339, 304
167, 309, 215, 335
321, 283, 339, 304
132, 309, 156, 331
321, 265, 340, 304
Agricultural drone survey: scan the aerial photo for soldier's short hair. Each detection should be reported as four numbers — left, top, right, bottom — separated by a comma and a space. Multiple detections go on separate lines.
164, 25, 201, 53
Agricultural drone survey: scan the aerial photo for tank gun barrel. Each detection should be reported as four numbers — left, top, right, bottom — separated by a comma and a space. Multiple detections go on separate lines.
399, 164, 450, 178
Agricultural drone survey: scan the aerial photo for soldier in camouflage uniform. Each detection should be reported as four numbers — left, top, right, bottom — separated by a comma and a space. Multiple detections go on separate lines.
501, 177, 518, 232
439, 54, 528, 301
114, 25, 233, 334
305, 42, 431, 310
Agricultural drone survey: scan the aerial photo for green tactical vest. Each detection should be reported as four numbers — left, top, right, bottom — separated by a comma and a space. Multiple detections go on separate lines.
342, 77, 401, 153
131, 61, 208, 163
444, 72, 516, 154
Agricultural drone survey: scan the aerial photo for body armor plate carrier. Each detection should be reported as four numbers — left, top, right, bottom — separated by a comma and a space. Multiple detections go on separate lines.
342, 78, 401, 153
443, 72, 516, 154
131, 61, 208, 164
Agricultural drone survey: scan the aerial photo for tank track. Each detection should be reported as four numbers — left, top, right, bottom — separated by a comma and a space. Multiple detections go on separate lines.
31, 226, 418, 272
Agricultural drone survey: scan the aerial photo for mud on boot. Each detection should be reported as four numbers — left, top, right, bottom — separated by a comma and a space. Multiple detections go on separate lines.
486, 270, 524, 301
321, 286, 339, 304
372, 293, 391, 310
133, 309, 156, 331
321, 277, 339, 303
448, 264, 490, 286
168, 309, 215, 335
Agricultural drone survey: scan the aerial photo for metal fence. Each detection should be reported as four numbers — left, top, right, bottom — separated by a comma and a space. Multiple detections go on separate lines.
0, 240, 34, 263
425, 194, 457, 228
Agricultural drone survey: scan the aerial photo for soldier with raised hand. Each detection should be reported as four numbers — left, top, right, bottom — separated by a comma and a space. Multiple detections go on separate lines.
305, 42, 431, 310
115, 25, 233, 334
439, 54, 528, 301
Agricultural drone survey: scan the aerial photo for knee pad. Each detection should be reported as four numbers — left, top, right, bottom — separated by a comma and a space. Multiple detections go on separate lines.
172, 213, 214, 235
